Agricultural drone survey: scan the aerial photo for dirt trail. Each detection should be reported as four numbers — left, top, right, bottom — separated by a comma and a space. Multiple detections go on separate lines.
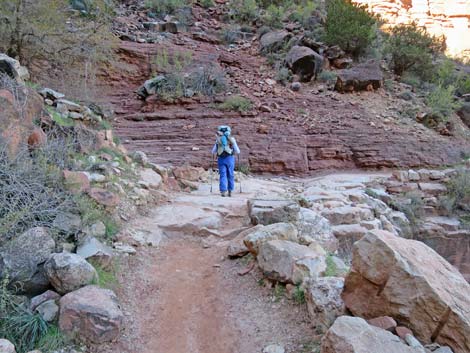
93, 179, 314, 353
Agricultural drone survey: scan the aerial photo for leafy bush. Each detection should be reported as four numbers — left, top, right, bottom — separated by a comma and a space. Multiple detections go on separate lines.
229, 0, 259, 23
91, 260, 119, 289
219, 95, 252, 112
189, 66, 227, 96
324, 0, 377, 58
324, 254, 338, 277
384, 22, 445, 77
426, 84, 461, 122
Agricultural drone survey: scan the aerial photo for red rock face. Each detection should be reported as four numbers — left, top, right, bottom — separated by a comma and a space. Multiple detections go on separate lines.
95, 36, 470, 176
352, 0, 470, 57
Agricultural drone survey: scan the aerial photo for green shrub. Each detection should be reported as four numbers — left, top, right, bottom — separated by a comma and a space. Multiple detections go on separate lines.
262, 4, 285, 28
292, 285, 306, 305
36, 325, 67, 353
324, 0, 377, 58
145, 0, 189, 16
230, 0, 259, 23
317, 70, 337, 84
275, 67, 292, 85
288, 0, 317, 27
91, 261, 119, 290
219, 95, 252, 112
441, 169, 470, 213
200, 0, 214, 8
324, 254, 338, 277
426, 84, 461, 122
384, 22, 445, 77
456, 73, 470, 96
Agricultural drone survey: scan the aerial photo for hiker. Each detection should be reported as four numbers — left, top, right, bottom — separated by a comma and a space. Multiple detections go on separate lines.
211, 125, 240, 197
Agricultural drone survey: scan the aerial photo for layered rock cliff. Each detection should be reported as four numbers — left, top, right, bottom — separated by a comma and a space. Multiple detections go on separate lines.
352, 0, 470, 57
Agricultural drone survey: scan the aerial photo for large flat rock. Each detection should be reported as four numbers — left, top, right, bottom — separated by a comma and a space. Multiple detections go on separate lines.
342, 230, 470, 353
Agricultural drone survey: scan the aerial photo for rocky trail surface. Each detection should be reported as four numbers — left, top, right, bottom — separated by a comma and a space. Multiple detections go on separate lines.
92, 177, 317, 353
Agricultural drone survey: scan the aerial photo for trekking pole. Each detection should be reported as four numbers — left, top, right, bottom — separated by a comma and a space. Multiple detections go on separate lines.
210, 154, 214, 193
238, 154, 242, 194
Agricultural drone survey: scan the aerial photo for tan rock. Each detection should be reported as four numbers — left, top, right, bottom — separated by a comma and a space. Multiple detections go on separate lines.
63, 170, 90, 194
321, 316, 423, 353
59, 285, 123, 343
342, 230, 470, 353
88, 188, 120, 207
244, 222, 298, 256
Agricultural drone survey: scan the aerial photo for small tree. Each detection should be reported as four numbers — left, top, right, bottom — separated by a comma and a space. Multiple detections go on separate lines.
0, 0, 114, 66
324, 0, 377, 58
384, 22, 445, 77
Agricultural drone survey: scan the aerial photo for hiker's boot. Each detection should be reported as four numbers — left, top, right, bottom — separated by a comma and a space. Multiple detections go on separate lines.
228, 190, 232, 197
221, 191, 227, 197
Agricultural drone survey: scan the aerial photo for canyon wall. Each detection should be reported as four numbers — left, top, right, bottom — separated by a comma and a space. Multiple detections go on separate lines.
352, 0, 470, 58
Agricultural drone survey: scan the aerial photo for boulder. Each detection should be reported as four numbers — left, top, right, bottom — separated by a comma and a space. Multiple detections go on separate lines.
262, 344, 285, 353
456, 102, 470, 128
173, 165, 206, 181
52, 212, 82, 234
0, 53, 29, 83
321, 316, 423, 353
30, 290, 61, 311
83, 221, 106, 238
321, 206, 374, 225
258, 240, 326, 283
259, 30, 292, 53
88, 188, 120, 207
62, 170, 90, 194
227, 225, 263, 258
139, 168, 163, 189
59, 285, 123, 343
132, 151, 149, 165
285, 45, 324, 82
342, 230, 470, 353
335, 61, 383, 93
39, 87, 65, 101
36, 299, 59, 322
45, 253, 97, 294
244, 222, 298, 256
305, 277, 346, 333
331, 224, 369, 257
0, 227, 55, 294
296, 208, 338, 252
77, 236, 114, 270
248, 199, 300, 225
367, 316, 397, 332
0, 339, 15, 353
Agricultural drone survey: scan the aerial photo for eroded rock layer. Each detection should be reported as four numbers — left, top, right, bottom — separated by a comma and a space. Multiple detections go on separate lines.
352, 0, 470, 57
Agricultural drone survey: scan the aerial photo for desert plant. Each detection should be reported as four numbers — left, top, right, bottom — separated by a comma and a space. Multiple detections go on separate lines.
384, 22, 445, 77
200, 0, 214, 8
189, 66, 226, 96
262, 4, 285, 28
275, 67, 292, 85
288, 0, 317, 27
145, 0, 189, 16
0, 135, 78, 239
230, 0, 259, 23
317, 70, 337, 84
273, 283, 285, 302
426, 84, 461, 122
91, 260, 119, 289
441, 169, 470, 213
219, 95, 252, 112
292, 285, 306, 305
324, 254, 338, 277
324, 0, 377, 58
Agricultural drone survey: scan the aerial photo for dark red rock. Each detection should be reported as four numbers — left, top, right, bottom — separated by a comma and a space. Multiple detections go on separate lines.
88, 188, 120, 207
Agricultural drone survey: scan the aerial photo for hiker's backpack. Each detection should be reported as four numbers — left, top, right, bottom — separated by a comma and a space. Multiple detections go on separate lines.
216, 125, 235, 157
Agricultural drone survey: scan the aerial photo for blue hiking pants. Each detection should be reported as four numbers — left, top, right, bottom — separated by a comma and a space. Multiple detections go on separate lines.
218, 155, 235, 192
